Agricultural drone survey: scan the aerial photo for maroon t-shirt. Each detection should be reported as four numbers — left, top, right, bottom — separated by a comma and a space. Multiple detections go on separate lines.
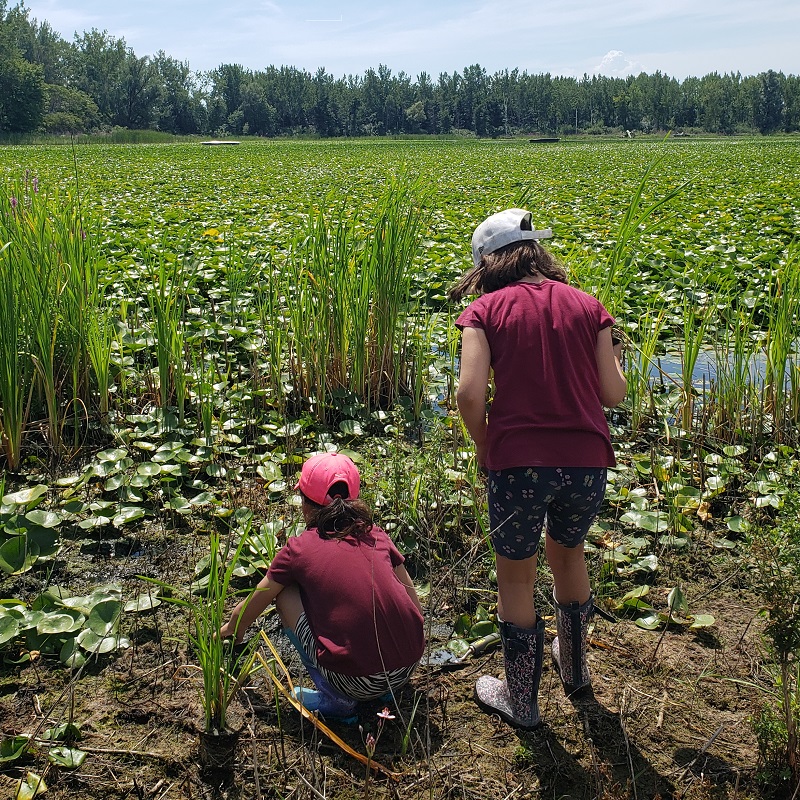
456, 280, 616, 469
267, 525, 424, 676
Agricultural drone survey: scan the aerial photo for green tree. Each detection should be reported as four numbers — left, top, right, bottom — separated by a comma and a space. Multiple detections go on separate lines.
0, 3, 45, 132
42, 83, 98, 132
758, 70, 785, 133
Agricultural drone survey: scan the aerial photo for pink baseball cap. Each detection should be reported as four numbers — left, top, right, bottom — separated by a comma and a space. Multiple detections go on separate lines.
295, 452, 360, 506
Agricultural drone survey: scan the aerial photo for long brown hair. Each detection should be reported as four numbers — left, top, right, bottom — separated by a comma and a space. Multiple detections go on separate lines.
449, 240, 568, 301
301, 481, 374, 540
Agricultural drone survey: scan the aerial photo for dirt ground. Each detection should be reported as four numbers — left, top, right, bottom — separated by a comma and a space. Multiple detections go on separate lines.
0, 503, 771, 800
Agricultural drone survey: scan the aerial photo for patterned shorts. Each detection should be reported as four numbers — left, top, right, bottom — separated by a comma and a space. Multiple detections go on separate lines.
487, 466, 607, 560
288, 613, 417, 702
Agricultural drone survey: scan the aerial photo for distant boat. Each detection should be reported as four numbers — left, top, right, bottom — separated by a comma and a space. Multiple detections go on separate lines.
528, 137, 560, 143
201, 140, 241, 145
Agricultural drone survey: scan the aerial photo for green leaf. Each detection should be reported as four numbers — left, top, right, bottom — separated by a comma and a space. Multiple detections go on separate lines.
14, 771, 47, 799
87, 599, 122, 636
688, 614, 715, 629
468, 620, 496, 638
635, 613, 662, 630
725, 515, 750, 533
42, 722, 81, 742
37, 612, 84, 635
137, 462, 162, 476
113, 506, 145, 527
447, 638, 470, 658
24, 510, 62, 528
339, 419, 364, 436
77, 629, 119, 654
59, 637, 86, 669
0, 537, 40, 575
620, 585, 651, 601
97, 448, 128, 462
0, 615, 20, 646
48, 746, 87, 768
667, 586, 688, 615
0, 735, 31, 763
620, 510, 668, 533
2, 485, 48, 508
124, 594, 161, 613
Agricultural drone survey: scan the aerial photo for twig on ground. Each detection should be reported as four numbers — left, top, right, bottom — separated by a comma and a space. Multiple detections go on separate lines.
673, 721, 727, 783
619, 685, 639, 800
293, 767, 327, 799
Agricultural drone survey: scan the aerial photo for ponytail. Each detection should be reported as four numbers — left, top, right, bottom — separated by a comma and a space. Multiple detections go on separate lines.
301, 486, 374, 540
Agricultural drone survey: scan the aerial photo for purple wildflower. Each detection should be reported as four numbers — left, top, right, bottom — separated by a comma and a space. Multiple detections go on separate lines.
32, 177, 39, 193
10, 196, 17, 209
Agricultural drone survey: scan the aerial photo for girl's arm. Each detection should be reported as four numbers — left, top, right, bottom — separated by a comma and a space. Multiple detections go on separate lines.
456, 326, 492, 468
394, 564, 424, 615
219, 574, 285, 643
595, 326, 627, 407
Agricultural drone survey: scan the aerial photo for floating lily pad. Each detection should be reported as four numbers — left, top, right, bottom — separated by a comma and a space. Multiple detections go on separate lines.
87, 599, 122, 636
124, 594, 161, 612
0, 537, 40, 575
2, 485, 48, 508
113, 506, 145, 527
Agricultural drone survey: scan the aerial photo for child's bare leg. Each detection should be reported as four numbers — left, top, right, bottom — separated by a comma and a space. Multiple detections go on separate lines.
546, 537, 590, 605
495, 553, 538, 628
275, 584, 304, 631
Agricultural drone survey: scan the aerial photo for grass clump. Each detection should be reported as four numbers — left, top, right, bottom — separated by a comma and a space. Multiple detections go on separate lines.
751, 483, 800, 795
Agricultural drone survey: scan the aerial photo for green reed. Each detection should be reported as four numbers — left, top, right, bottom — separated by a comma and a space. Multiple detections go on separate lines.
678, 282, 713, 434
143, 245, 195, 426
709, 301, 761, 444
624, 306, 667, 436
279, 174, 429, 419
0, 241, 30, 470
0, 173, 102, 464
582, 146, 688, 316
763, 243, 800, 441
142, 525, 259, 734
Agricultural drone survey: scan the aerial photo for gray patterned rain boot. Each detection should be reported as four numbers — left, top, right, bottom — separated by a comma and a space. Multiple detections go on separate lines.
475, 617, 544, 730
551, 592, 593, 695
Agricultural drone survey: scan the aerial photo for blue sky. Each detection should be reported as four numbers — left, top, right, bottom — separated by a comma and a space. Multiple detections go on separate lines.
23, 0, 800, 80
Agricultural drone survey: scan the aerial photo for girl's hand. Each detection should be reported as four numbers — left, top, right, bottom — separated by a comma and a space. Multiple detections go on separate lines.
218, 621, 242, 643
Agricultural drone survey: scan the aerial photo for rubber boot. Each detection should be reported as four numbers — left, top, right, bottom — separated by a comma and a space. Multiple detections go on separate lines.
291, 664, 358, 724
474, 618, 544, 730
551, 592, 593, 695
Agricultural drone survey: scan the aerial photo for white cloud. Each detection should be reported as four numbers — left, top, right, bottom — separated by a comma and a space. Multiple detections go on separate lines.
593, 50, 643, 78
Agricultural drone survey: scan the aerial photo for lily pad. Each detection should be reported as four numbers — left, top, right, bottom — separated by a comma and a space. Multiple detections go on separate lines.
48, 746, 87, 768
87, 599, 122, 636
2, 485, 48, 508
14, 771, 47, 799
0, 537, 40, 575
113, 506, 145, 527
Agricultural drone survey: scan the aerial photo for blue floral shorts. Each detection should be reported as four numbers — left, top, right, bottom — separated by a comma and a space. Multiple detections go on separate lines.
487, 466, 607, 560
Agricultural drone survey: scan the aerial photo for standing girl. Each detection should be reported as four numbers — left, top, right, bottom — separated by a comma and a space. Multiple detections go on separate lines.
220, 452, 425, 721
451, 208, 626, 729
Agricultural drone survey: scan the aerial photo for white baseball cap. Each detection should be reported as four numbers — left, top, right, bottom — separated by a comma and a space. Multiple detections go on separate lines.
471, 208, 553, 267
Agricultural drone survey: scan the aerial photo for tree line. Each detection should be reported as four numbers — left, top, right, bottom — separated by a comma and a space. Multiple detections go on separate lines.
1, 1, 797, 138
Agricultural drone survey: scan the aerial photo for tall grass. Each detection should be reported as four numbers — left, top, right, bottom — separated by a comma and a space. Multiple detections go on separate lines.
0, 241, 30, 470
763, 243, 800, 441
709, 301, 761, 444
574, 146, 689, 316
0, 173, 103, 466
274, 174, 430, 420
624, 306, 667, 436
143, 245, 195, 426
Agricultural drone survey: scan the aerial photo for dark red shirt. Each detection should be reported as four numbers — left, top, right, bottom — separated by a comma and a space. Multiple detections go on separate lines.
456, 280, 615, 469
267, 525, 424, 676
